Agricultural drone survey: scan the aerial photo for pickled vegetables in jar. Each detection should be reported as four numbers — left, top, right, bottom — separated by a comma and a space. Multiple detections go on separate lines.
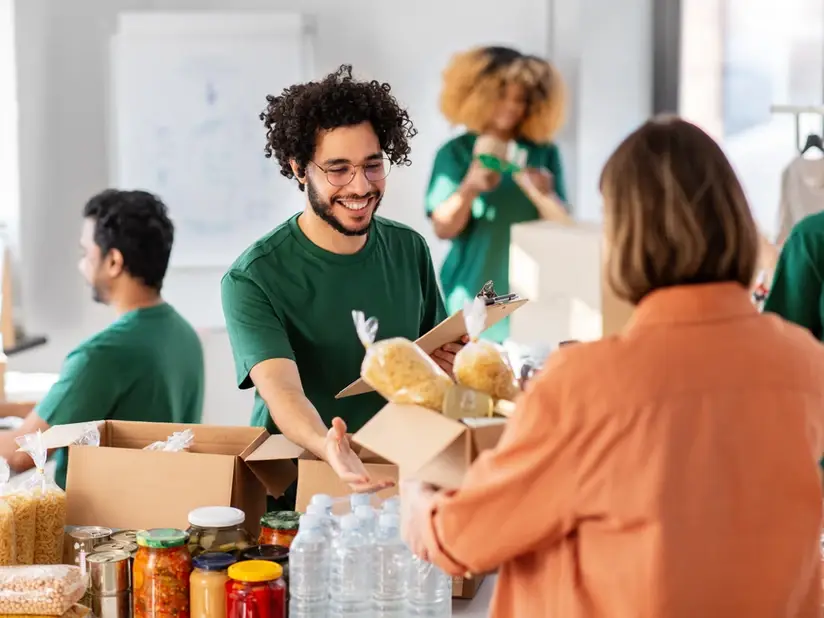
134, 528, 192, 618
258, 512, 300, 548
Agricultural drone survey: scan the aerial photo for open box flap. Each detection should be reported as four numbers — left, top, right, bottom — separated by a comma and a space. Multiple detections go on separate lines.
41, 421, 106, 450
243, 434, 304, 498
336, 298, 528, 399
353, 403, 467, 474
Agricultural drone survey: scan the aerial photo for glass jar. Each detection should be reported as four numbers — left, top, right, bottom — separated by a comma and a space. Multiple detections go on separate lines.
190, 552, 236, 618
134, 528, 192, 618
226, 560, 286, 618
258, 512, 300, 548
239, 545, 290, 590
186, 506, 253, 557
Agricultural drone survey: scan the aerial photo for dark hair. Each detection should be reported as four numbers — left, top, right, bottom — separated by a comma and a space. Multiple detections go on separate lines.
260, 64, 417, 191
83, 189, 175, 291
599, 115, 758, 305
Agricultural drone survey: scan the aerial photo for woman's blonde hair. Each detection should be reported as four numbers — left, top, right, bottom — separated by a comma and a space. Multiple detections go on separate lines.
600, 115, 759, 305
439, 46, 565, 143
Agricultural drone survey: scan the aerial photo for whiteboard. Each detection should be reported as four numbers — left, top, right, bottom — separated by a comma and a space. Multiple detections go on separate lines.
110, 12, 313, 269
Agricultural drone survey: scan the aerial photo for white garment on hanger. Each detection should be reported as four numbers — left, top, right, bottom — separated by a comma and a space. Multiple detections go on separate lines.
776, 156, 824, 245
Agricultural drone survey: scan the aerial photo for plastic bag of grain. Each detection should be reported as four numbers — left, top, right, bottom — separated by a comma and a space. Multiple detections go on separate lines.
0, 566, 86, 615
0, 460, 15, 566
0, 458, 34, 565
15, 432, 66, 565
0, 604, 91, 618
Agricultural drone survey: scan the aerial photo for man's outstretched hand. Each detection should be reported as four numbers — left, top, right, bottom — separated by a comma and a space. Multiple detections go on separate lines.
324, 417, 395, 494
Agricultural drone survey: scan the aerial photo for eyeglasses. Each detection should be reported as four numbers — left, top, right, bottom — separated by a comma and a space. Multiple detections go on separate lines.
311, 156, 392, 187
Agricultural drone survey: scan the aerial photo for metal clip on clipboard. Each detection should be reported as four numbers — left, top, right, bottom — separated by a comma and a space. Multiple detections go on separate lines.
476, 280, 519, 306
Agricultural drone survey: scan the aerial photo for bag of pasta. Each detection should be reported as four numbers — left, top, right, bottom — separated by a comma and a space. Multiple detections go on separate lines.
453, 297, 519, 401
0, 459, 16, 566
15, 431, 66, 565
0, 457, 29, 566
353, 310, 453, 412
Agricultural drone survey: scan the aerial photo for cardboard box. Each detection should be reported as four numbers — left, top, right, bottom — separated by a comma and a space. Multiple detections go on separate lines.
42, 420, 302, 533
509, 220, 634, 345
336, 298, 527, 398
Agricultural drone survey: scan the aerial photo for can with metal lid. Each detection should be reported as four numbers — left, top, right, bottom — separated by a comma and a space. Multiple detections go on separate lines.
110, 530, 138, 544
68, 527, 113, 567
87, 549, 131, 595
87, 591, 131, 618
95, 541, 138, 556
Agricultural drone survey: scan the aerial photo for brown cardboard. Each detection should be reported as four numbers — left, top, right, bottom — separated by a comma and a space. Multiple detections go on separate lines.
40, 420, 300, 533
336, 299, 528, 398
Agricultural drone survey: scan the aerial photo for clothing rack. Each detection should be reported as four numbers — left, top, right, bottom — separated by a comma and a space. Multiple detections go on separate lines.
770, 104, 824, 152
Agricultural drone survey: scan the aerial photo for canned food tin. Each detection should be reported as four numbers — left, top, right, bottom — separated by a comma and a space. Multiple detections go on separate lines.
95, 541, 138, 556
87, 549, 131, 595
110, 530, 138, 544
68, 527, 113, 567
88, 591, 131, 618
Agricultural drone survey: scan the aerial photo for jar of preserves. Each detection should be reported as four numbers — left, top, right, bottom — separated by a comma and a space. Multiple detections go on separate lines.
134, 528, 192, 618
239, 545, 290, 590
258, 512, 300, 548
186, 507, 253, 557
190, 552, 236, 618
226, 560, 285, 618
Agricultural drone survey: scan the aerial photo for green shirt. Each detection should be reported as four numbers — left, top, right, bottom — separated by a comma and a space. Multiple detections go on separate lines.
425, 132, 567, 343
764, 211, 824, 339
221, 213, 448, 435
36, 303, 204, 489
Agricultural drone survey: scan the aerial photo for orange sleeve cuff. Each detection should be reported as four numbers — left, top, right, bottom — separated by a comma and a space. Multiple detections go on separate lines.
420, 493, 471, 578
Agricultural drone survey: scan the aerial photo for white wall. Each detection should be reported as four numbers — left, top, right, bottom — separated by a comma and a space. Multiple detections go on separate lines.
10, 0, 652, 425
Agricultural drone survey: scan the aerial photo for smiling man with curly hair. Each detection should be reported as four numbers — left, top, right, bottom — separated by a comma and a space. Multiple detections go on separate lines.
221, 65, 452, 506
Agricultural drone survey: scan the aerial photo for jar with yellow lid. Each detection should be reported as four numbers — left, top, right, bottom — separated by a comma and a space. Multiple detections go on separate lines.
190, 552, 236, 618
226, 560, 285, 618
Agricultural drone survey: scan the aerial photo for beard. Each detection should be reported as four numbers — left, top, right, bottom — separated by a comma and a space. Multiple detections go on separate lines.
307, 176, 382, 237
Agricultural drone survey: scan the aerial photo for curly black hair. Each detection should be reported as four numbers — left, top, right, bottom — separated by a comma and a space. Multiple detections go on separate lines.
260, 64, 417, 191
83, 189, 174, 291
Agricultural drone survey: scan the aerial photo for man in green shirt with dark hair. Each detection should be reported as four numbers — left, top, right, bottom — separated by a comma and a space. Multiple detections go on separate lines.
764, 212, 824, 338
221, 65, 455, 498
0, 189, 204, 488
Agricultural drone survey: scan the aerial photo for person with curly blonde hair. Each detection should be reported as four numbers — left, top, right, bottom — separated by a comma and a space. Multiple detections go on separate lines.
426, 46, 569, 342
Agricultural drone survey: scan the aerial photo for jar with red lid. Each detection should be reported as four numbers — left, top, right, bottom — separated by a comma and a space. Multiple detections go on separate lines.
226, 560, 285, 618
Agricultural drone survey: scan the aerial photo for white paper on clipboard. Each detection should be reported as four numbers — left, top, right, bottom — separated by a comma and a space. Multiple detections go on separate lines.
335, 296, 528, 399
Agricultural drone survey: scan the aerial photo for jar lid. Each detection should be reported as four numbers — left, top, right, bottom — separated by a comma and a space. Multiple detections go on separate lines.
228, 559, 283, 583
193, 552, 237, 571
188, 506, 246, 528
136, 528, 188, 549
240, 544, 289, 563
260, 510, 300, 531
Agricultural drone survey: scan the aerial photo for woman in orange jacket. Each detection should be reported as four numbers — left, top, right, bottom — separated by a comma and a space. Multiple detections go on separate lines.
401, 116, 824, 618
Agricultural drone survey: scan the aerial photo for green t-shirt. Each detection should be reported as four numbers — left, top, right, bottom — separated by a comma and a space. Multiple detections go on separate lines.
221, 214, 448, 436
425, 132, 567, 343
764, 211, 824, 339
36, 303, 205, 489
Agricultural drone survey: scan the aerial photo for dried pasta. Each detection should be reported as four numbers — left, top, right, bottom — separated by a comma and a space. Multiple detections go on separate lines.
4, 494, 36, 566
353, 311, 453, 412
453, 297, 519, 401
0, 566, 86, 615
0, 498, 15, 566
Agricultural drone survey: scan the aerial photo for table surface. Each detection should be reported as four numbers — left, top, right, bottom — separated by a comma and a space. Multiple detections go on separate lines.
454, 575, 495, 617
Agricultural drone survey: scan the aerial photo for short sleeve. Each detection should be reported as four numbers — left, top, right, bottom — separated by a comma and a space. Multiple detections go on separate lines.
425, 142, 470, 216
417, 236, 448, 333
545, 143, 568, 203
221, 270, 295, 389
36, 346, 123, 427
763, 224, 824, 338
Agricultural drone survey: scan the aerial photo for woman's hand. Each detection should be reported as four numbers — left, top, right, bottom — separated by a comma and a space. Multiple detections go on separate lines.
400, 479, 439, 561
430, 335, 470, 375
325, 417, 395, 493
515, 167, 554, 195
461, 161, 501, 195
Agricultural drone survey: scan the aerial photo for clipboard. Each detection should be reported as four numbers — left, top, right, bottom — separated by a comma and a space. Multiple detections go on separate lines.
336, 286, 527, 399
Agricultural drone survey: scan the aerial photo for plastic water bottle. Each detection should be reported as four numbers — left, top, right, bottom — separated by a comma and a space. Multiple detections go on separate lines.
407, 556, 452, 617
381, 497, 400, 514
374, 514, 410, 618
307, 503, 337, 538
289, 514, 330, 617
330, 514, 375, 617
355, 504, 378, 539
350, 492, 371, 512
312, 493, 335, 515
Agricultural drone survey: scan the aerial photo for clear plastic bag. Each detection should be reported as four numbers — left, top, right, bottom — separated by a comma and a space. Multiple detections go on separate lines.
0, 605, 90, 618
0, 458, 23, 566
143, 428, 194, 452
453, 297, 519, 401
15, 432, 67, 565
353, 310, 453, 412
0, 566, 86, 616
